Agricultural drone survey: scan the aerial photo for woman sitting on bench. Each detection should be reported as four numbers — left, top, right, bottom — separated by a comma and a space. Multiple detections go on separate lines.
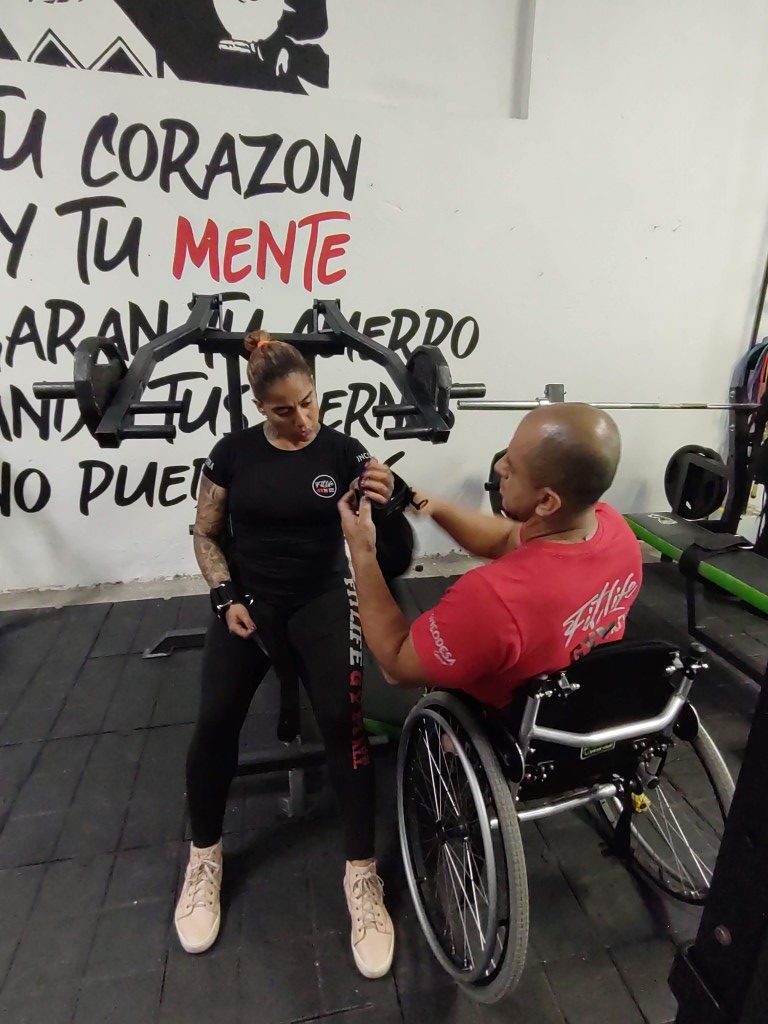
174, 331, 399, 979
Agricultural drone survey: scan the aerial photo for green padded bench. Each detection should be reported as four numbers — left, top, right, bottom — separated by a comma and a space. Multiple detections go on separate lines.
626, 512, 768, 683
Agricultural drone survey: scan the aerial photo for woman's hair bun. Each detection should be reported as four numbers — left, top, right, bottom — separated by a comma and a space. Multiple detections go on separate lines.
244, 329, 272, 354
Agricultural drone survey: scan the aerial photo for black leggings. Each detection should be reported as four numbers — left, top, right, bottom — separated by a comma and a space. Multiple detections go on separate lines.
185, 579, 375, 860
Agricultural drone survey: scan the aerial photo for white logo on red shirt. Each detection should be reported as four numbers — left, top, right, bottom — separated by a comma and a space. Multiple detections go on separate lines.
562, 573, 639, 648
428, 613, 456, 666
312, 475, 337, 498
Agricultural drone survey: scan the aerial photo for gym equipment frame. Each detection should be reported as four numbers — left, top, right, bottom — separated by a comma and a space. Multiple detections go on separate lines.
34, 293, 486, 448
32, 294, 486, 814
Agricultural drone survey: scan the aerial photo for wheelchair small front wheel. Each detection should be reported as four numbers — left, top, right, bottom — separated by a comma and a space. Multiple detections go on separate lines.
397, 691, 529, 1003
598, 723, 734, 904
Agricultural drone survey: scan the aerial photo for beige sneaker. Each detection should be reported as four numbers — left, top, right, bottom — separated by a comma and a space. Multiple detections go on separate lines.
343, 862, 395, 979
174, 841, 223, 954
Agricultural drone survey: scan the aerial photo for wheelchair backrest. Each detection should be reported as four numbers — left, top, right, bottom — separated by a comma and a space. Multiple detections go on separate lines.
530, 639, 681, 733
497, 640, 683, 800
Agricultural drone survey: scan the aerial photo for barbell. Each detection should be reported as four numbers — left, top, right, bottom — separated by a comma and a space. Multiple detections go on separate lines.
458, 382, 760, 413
472, 382, 767, 525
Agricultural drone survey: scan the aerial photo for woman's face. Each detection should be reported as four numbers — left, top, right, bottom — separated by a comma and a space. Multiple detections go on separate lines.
257, 372, 320, 445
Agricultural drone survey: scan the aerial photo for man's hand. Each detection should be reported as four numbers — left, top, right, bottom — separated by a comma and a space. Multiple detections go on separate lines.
360, 459, 394, 505
408, 488, 434, 517
339, 490, 377, 556
225, 602, 256, 639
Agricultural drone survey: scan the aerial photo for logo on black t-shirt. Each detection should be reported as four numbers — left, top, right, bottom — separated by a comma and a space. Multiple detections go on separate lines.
312, 474, 337, 498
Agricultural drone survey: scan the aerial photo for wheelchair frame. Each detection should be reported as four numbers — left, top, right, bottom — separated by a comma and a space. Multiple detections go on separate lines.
396, 640, 734, 1005
514, 648, 697, 824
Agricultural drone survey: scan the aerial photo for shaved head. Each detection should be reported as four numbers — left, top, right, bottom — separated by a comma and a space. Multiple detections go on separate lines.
517, 404, 621, 510
496, 404, 622, 522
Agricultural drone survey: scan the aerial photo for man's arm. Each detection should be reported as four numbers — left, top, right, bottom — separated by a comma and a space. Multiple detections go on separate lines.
349, 547, 432, 687
416, 493, 521, 560
340, 491, 512, 688
192, 476, 231, 587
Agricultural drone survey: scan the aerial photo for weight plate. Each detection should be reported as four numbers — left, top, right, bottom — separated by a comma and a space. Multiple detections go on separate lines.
73, 337, 127, 439
406, 346, 452, 422
485, 448, 506, 515
664, 444, 727, 520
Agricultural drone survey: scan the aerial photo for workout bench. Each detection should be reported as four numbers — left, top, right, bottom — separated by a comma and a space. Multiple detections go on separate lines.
626, 511, 768, 685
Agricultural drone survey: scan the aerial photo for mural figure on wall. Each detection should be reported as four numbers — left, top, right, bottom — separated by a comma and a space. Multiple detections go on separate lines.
0, 0, 329, 94
214, 0, 293, 75
115, 0, 329, 92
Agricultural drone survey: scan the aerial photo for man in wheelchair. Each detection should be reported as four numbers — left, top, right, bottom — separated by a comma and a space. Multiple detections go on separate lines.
339, 402, 641, 703
339, 404, 733, 1003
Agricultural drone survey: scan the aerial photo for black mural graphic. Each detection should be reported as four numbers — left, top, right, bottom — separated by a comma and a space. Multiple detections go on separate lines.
0, 29, 19, 63
0, 0, 329, 95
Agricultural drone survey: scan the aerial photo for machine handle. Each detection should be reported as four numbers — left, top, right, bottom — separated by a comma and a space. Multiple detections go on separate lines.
450, 384, 487, 398
119, 425, 177, 440
384, 425, 435, 440
372, 404, 419, 418
129, 401, 185, 415
33, 382, 76, 400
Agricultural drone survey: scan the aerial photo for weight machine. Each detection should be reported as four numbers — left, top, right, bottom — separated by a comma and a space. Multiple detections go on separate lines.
34, 293, 485, 659
32, 293, 486, 813
35, 293, 485, 449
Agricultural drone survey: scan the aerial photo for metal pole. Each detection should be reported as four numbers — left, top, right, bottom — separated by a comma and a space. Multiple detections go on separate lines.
592, 403, 758, 411
459, 400, 543, 411
225, 353, 243, 432
459, 399, 760, 413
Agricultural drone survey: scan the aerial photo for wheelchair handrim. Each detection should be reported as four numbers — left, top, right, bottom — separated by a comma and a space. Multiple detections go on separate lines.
397, 705, 500, 983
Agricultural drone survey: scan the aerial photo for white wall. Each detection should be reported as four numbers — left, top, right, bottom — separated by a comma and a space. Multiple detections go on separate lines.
2, 0, 768, 593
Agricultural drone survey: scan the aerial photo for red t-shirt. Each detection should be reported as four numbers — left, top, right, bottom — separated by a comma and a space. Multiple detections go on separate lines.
410, 503, 642, 708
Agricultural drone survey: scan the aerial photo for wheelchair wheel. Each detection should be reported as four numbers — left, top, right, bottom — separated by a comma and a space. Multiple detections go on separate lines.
397, 691, 528, 1003
598, 723, 734, 904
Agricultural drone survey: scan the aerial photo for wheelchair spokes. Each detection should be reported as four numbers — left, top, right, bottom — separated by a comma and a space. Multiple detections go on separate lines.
401, 710, 499, 979
599, 725, 733, 903
436, 830, 490, 972
645, 786, 717, 888
420, 721, 492, 971
397, 692, 529, 1003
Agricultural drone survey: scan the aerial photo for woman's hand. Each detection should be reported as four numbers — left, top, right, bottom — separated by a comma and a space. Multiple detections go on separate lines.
225, 602, 257, 639
360, 459, 394, 505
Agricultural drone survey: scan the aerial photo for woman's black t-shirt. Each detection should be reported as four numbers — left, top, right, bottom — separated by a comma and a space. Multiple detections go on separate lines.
202, 424, 371, 604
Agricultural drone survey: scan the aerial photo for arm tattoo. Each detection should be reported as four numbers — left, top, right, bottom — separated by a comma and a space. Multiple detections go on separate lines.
192, 476, 231, 587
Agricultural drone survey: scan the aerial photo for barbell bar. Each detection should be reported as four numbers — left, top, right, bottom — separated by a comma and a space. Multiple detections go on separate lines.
458, 383, 760, 413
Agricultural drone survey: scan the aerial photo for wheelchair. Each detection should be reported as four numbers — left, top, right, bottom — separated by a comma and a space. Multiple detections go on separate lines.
395, 638, 734, 1004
